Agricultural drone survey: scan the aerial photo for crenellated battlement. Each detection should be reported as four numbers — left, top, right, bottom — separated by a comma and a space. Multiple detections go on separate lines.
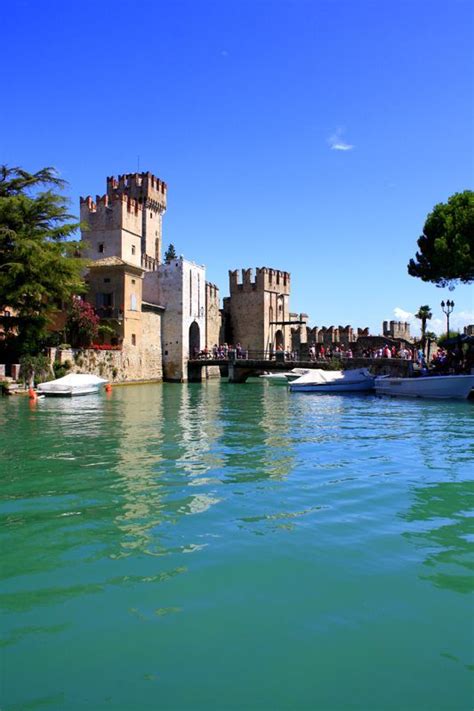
308, 324, 363, 344
80, 192, 143, 215
383, 320, 411, 341
205, 282, 220, 302
229, 266, 291, 294
105, 171, 167, 212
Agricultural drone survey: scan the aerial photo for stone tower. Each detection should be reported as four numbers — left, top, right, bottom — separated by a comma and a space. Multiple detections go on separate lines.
383, 320, 411, 341
224, 267, 291, 354
80, 172, 167, 271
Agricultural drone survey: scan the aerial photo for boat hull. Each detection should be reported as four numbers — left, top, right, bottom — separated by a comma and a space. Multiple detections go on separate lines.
375, 374, 474, 400
39, 385, 104, 397
290, 380, 374, 393
37, 374, 108, 397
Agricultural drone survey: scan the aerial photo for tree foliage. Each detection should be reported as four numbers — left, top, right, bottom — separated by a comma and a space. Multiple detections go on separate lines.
164, 243, 177, 262
0, 166, 85, 354
407, 191, 474, 288
415, 305, 432, 355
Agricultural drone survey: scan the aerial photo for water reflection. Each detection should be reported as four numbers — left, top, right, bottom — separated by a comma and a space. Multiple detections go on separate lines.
218, 382, 296, 483
110, 383, 226, 557
402, 480, 474, 594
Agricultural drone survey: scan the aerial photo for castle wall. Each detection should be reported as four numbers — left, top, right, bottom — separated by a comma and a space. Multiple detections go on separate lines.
81, 172, 167, 270
227, 267, 291, 354
86, 262, 145, 349
81, 196, 143, 269
307, 325, 366, 345
206, 283, 221, 348
106, 173, 167, 264
122, 272, 143, 348
145, 257, 206, 381
383, 320, 411, 341
52, 312, 162, 382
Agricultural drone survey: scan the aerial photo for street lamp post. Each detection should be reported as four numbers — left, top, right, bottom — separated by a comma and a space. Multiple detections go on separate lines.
441, 300, 455, 339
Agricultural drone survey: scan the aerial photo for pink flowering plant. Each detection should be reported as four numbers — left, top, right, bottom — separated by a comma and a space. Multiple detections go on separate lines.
66, 297, 99, 348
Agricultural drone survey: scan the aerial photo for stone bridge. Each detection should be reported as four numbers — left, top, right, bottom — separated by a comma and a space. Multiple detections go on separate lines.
187, 357, 413, 383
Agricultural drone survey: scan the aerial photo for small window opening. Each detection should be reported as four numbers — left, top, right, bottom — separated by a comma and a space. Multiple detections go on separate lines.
131, 334, 136, 346
131, 245, 136, 255
104, 278, 110, 283
98, 243, 104, 253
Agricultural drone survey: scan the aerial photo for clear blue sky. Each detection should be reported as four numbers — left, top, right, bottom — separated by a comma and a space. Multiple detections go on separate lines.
2, 0, 473, 335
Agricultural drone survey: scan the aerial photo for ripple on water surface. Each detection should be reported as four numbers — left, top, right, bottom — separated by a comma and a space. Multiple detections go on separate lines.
1, 383, 473, 710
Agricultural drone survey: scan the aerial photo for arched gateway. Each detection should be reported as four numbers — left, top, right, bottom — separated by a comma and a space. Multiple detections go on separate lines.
189, 321, 200, 358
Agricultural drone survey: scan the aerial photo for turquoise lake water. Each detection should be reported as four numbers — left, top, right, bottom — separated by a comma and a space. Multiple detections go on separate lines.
1, 381, 473, 710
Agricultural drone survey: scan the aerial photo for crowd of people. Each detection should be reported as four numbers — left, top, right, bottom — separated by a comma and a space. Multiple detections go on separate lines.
193, 341, 472, 373
194, 343, 247, 360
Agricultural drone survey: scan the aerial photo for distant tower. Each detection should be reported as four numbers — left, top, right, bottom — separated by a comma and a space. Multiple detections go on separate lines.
224, 267, 291, 352
383, 320, 411, 341
80, 172, 167, 270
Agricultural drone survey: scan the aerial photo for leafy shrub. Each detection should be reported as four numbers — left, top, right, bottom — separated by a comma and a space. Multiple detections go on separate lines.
20, 354, 52, 385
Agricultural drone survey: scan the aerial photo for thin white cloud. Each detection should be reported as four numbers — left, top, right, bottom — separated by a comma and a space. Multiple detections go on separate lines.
393, 307, 413, 322
328, 129, 354, 151
393, 306, 473, 336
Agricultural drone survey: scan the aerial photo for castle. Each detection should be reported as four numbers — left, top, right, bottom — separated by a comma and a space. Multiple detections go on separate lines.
80, 170, 409, 382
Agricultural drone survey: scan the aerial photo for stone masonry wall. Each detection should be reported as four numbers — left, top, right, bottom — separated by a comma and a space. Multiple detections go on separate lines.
51, 311, 162, 382
206, 282, 221, 348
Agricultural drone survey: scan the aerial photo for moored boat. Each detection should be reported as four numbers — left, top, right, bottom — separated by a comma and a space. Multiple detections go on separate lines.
37, 373, 108, 397
374, 374, 474, 400
289, 368, 375, 393
259, 368, 310, 385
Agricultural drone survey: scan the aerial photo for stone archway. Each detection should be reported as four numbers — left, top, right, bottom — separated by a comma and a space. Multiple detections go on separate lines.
275, 329, 284, 351
189, 321, 201, 358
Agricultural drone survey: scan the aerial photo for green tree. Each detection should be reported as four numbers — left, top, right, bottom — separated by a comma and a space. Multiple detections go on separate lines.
437, 331, 460, 346
0, 166, 85, 355
164, 243, 177, 262
415, 305, 432, 355
407, 191, 474, 288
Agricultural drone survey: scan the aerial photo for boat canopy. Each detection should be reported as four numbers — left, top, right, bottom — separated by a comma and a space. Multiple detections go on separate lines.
38, 373, 108, 393
291, 368, 373, 386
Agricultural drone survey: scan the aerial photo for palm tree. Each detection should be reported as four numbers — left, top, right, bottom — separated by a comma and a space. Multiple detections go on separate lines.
415, 305, 433, 356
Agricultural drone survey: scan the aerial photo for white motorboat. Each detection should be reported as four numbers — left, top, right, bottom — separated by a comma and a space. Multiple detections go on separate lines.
375, 374, 474, 400
37, 373, 108, 397
289, 368, 375, 393
259, 368, 310, 385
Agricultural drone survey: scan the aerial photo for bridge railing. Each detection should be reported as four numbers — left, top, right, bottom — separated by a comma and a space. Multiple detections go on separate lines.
189, 349, 331, 362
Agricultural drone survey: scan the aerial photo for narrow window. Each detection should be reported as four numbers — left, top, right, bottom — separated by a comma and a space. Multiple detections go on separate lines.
131, 334, 136, 346
98, 243, 104, 253
131, 245, 136, 255
130, 293, 137, 311
189, 270, 192, 317
131, 279, 136, 285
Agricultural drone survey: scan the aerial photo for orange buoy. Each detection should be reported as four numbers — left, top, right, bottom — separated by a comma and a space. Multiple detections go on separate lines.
28, 387, 37, 400
105, 383, 112, 393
